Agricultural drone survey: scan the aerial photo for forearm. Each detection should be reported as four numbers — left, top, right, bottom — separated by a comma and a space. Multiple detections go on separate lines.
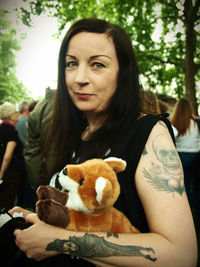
0, 157, 12, 179
46, 231, 197, 267
12, 211, 197, 267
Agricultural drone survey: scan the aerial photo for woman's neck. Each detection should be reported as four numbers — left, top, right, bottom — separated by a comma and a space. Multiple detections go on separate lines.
82, 114, 105, 141
86, 112, 106, 130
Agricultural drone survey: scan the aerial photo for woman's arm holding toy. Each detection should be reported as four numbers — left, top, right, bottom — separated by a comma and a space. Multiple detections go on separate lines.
13, 211, 197, 267
12, 122, 198, 267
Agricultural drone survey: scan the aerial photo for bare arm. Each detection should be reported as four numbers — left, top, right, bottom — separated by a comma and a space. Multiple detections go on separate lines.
12, 122, 198, 267
0, 141, 17, 180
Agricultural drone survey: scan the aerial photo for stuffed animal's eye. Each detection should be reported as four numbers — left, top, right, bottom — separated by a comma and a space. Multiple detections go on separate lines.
63, 168, 67, 175
80, 179, 84, 185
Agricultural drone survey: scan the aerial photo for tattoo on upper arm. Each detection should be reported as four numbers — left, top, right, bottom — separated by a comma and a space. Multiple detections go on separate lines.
143, 134, 185, 195
158, 121, 167, 128
46, 233, 157, 262
142, 147, 147, 155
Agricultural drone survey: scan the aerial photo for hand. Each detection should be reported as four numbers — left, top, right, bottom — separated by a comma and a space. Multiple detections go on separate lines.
14, 213, 63, 261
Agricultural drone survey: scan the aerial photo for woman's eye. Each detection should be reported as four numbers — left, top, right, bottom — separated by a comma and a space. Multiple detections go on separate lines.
66, 61, 77, 68
92, 62, 105, 69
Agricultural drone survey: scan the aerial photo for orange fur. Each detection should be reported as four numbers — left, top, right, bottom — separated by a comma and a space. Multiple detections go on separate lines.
36, 157, 139, 233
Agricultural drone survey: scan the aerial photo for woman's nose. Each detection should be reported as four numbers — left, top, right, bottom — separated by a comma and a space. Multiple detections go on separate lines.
75, 65, 89, 84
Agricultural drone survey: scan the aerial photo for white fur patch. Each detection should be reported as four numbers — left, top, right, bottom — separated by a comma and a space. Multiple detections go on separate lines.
104, 157, 127, 168
95, 177, 106, 203
59, 172, 91, 214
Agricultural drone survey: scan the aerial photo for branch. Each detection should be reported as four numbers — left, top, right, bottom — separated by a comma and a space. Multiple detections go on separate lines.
163, 2, 178, 10
160, 15, 182, 21
147, 54, 184, 68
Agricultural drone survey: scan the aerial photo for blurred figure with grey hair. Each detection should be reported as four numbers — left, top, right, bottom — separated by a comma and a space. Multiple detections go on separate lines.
0, 102, 25, 210
15, 100, 30, 154
15, 100, 37, 210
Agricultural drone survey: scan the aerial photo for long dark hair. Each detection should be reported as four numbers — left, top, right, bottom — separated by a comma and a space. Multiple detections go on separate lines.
43, 18, 142, 180
171, 98, 196, 136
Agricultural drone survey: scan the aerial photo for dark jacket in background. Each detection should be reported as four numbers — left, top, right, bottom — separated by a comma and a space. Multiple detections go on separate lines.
25, 89, 55, 188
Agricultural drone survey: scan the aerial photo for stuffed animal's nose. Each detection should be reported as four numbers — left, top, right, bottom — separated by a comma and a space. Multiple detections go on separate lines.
63, 168, 67, 175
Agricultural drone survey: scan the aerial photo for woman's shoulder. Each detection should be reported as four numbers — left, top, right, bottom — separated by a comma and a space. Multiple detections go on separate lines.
120, 113, 173, 157
132, 113, 172, 135
0, 123, 15, 134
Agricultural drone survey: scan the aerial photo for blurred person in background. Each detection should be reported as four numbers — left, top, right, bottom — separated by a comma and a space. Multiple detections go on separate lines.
28, 100, 39, 113
25, 88, 55, 189
141, 90, 161, 115
15, 101, 29, 154
171, 98, 200, 210
0, 102, 25, 210
16, 100, 39, 210
158, 99, 169, 114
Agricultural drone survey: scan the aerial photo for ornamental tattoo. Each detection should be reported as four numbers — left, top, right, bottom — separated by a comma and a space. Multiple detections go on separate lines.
46, 233, 157, 262
143, 134, 185, 195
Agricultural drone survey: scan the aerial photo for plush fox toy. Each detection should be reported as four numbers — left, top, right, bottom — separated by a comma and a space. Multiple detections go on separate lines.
36, 157, 139, 233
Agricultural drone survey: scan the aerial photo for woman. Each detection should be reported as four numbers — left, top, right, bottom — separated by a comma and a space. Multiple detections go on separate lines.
11, 18, 197, 267
171, 98, 200, 221
141, 90, 161, 115
0, 102, 25, 210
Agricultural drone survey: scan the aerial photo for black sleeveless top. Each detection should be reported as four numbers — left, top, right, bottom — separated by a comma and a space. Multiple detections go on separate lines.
113, 113, 175, 232
67, 113, 174, 233
52, 113, 174, 266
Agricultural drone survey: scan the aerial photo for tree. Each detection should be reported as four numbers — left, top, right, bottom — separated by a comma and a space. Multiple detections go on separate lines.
0, 9, 31, 104
157, 0, 200, 114
19, 0, 200, 113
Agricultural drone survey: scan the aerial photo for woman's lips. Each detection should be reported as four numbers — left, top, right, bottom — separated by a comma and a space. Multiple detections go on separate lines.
76, 92, 93, 100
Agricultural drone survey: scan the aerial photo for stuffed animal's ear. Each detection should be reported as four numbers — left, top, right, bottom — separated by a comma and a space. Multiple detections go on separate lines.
104, 157, 126, 173
95, 177, 112, 204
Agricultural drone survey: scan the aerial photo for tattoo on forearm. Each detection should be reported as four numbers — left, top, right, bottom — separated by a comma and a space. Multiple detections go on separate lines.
143, 134, 185, 195
107, 233, 118, 238
46, 233, 157, 262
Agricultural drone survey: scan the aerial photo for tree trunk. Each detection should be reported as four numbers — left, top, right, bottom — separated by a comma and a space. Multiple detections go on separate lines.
184, 0, 198, 114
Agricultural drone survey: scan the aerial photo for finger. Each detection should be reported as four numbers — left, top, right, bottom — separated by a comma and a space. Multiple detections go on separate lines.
25, 213, 40, 224
14, 228, 21, 237
13, 229, 24, 250
9, 206, 24, 215
8, 206, 32, 218
14, 229, 22, 247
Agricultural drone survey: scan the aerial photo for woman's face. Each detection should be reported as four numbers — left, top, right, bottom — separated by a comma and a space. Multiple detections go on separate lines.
65, 32, 119, 115
9, 111, 19, 124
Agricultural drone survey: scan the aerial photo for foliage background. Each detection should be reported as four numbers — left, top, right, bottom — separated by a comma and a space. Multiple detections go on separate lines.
18, 0, 200, 113
0, 0, 200, 113
0, 9, 31, 104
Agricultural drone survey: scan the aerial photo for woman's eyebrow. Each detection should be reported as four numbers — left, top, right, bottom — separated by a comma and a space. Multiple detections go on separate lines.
66, 54, 76, 58
66, 54, 112, 60
90, 55, 112, 60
